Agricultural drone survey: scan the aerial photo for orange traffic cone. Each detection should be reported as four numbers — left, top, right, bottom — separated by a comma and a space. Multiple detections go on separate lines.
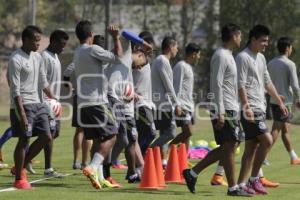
138, 148, 160, 190
165, 144, 183, 183
178, 143, 188, 182
153, 146, 166, 188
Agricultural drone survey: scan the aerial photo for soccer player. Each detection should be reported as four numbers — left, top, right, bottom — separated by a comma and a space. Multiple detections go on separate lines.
74, 20, 122, 190
106, 31, 150, 184
37, 29, 69, 177
183, 24, 252, 196
63, 35, 104, 170
268, 37, 300, 165
8, 25, 56, 189
236, 25, 288, 194
170, 43, 200, 151
132, 31, 156, 156
150, 36, 182, 166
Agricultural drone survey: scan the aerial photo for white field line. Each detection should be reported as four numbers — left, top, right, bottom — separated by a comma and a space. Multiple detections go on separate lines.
0, 173, 74, 193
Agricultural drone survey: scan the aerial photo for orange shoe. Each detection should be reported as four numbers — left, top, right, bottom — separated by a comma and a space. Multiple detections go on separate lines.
106, 176, 122, 188
112, 164, 128, 170
291, 158, 300, 165
82, 166, 101, 189
14, 179, 32, 189
260, 177, 279, 188
210, 174, 228, 186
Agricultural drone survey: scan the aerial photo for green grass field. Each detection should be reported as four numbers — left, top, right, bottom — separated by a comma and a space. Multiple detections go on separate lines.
0, 109, 300, 200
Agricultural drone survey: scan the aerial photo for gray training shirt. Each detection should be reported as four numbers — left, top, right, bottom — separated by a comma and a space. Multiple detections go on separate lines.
151, 54, 179, 111
74, 44, 119, 106
236, 47, 273, 112
8, 49, 49, 109
105, 39, 135, 117
209, 47, 239, 114
173, 60, 194, 113
40, 50, 61, 101
268, 55, 300, 105
132, 63, 154, 109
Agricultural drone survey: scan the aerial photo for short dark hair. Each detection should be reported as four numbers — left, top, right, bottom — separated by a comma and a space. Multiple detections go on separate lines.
75, 20, 92, 41
185, 43, 201, 56
21, 25, 42, 41
277, 37, 293, 54
50, 30, 69, 43
161, 36, 176, 52
248, 25, 270, 44
139, 31, 155, 45
93, 34, 105, 47
221, 23, 241, 42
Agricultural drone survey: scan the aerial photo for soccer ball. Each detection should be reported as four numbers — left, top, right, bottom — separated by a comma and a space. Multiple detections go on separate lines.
45, 99, 62, 119
123, 82, 134, 102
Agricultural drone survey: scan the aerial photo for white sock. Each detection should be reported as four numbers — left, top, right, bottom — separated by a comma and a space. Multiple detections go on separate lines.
258, 168, 264, 178
290, 150, 298, 160
239, 182, 246, 187
189, 169, 198, 178
98, 164, 104, 181
249, 176, 259, 182
215, 165, 224, 176
89, 153, 104, 170
135, 166, 143, 177
228, 185, 239, 192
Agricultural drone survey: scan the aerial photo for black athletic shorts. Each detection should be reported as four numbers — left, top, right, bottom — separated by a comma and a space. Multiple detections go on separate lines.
176, 110, 194, 127
271, 104, 292, 123
79, 104, 118, 140
153, 110, 175, 130
210, 110, 244, 145
240, 111, 269, 140
125, 116, 138, 143
10, 104, 50, 137
135, 106, 156, 138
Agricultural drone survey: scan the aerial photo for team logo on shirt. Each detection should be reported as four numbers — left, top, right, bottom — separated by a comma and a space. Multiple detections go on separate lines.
258, 121, 267, 130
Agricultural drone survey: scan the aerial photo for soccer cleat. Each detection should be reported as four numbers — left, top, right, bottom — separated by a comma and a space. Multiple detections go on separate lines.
14, 179, 32, 190
210, 174, 228, 186
240, 184, 256, 195
112, 164, 128, 170
249, 178, 268, 194
82, 166, 101, 189
183, 169, 197, 194
26, 163, 36, 174
291, 158, 300, 165
44, 169, 64, 178
99, 179, 115, 188
73, 162, 81, 170
227, 187, 254, 197
260, 177, 279, 188
127, 173, 141, 183
106, 176, 122, 188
